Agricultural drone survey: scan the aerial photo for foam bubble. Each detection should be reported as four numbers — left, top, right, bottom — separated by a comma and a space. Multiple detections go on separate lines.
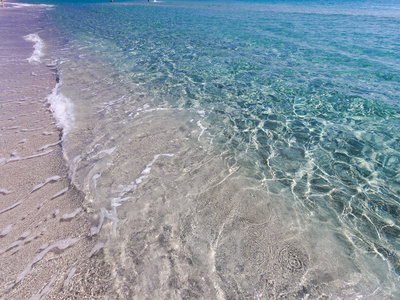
24, 33, 44, 63
47, 82, 75, 138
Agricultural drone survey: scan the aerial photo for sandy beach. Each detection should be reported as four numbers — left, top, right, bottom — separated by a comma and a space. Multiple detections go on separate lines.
1, 0, 399, 299
0, 3, 114, 299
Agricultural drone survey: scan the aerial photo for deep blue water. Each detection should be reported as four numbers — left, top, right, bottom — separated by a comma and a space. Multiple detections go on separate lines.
26, 0, 400, 297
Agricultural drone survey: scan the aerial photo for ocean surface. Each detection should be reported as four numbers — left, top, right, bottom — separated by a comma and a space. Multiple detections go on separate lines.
22, 0, 400, 298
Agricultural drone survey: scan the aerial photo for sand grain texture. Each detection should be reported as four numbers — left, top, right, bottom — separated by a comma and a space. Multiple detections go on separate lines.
0, 4, 114, 299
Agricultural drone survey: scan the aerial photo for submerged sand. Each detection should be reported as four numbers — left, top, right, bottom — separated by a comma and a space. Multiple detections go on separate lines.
0, 4, 114, 299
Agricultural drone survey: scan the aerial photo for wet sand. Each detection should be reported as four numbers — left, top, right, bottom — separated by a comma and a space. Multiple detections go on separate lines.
0, 4, 114, 299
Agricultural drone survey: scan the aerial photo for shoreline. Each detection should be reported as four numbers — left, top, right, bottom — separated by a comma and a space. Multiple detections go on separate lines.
0, 4, 114, 299
1, 1, 399, 299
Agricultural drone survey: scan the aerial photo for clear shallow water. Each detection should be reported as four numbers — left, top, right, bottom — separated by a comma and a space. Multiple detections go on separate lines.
31, 0, 400, 298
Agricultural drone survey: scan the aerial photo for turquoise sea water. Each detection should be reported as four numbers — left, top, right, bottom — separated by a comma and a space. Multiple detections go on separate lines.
27, 0, 400, 298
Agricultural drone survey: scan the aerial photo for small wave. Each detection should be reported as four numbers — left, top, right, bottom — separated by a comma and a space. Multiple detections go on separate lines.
47, 80, 75, 139
11, 3, 54, 9
24, 33, 44, 63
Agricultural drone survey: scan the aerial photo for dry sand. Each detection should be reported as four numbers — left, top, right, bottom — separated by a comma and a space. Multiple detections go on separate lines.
0, 3, 115, 299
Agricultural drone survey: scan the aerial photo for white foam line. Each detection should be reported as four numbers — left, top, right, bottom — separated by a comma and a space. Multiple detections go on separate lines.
136, 103, 151, 111
135, 153, 174, 185
14, 238, 79, 285
29, 275, 56, 300
89, 147, 116, 160
19, 230, 31, 240
31, 176, 61, 193
135, 174, 148, 185
197, 120, 207, 141
0, 201, 22, 215
38, 199, 48, 210
38, 243, 49, 252
98, 95, 126, 114
6, 240, 23, 252
208, 132, 216, 145
51, 187, 68, 200
111, 196, 130, 208
91, 154, 175, 237
12, 3, 54, 8
10, 246, 23, 255
0, 224, 12, 237
23, 236, 36, 244
20, 128, 43, 132
92, 174, 101, 190
63, 267, 76, 288
88, 242, 105, 258
24, 33, 44, 64
5, 150, 53, 164
70, 156, 81, 183
38, 141, 61, 151
109, 183, 136, 208
90, 207, 110, 235
0, 188, 12, 195
61, 207, 82, 220
47, 82, 75, 138
133, 107, 181, 118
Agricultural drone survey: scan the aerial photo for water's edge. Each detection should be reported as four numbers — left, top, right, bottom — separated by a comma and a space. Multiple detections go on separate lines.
33, 1, 400, 298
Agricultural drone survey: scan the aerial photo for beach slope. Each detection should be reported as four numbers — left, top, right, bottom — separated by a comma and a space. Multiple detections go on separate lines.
0, 4, 113, 299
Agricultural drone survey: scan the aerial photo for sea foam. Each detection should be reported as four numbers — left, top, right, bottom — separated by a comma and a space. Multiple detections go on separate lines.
12, 3, 53, 9
47, 81, 75, 138
14, 237, 79, 285
24, 33, 44, 63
